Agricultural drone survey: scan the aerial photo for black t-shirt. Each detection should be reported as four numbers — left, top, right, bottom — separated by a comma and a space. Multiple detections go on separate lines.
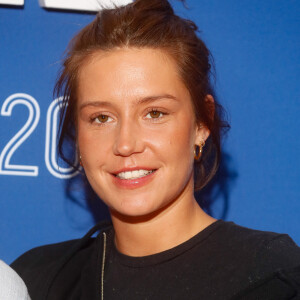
105, 220, 300, 299
11, 220, 300, 299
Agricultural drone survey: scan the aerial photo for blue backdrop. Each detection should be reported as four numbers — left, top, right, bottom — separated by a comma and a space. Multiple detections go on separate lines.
0, 0, 299, 264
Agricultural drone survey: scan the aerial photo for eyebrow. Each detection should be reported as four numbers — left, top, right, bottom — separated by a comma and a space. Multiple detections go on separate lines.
79, 94, 179, 110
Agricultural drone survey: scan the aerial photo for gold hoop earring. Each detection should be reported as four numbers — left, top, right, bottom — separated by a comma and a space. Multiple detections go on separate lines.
194, 140, 205, 161
79, 155, 83, 167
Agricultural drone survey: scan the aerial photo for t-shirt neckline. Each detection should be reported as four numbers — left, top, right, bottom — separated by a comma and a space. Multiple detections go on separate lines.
110, 219, 226, 268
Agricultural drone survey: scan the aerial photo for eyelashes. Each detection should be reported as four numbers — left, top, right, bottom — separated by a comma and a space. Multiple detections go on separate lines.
145, 108, 167, 120
91, 114, 113, 124
89, 108, 168, 126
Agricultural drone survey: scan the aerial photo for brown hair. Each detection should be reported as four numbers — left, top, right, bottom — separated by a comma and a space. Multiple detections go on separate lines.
55, 0, 229, 190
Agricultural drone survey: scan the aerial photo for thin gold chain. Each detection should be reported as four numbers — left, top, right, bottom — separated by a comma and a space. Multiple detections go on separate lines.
101, 232, 107, 300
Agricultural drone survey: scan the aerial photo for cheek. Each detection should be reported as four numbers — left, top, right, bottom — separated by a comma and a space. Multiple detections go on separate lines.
77, 125, 112, 165
146, 120, 195, 166
168, 118, 195, 153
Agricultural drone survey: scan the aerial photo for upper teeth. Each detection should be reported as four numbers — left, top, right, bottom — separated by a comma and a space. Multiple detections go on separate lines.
117, 169, 154, 180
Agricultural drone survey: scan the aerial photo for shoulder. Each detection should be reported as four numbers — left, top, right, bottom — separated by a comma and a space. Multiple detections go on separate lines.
11, 221, 112, 277
215, 220, 299, 247
215, 221, 300, 268
10, 238, 98, 300
212, 221, 300, 298
216, 219, 294, 242
11, 239, 82, 272
218, 221, 300, 259
0, 260, 31, 300
10, 238, 90, 289
10, 222, 112, 299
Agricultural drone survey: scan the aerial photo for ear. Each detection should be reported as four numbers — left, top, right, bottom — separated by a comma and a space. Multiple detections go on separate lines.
195, 95, 214, 144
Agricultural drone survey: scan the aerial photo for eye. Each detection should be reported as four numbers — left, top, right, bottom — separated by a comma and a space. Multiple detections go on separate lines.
145, 110, 164, 119
93, 114, 113, 124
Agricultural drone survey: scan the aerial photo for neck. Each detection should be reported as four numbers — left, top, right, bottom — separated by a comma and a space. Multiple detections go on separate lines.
110, 191, 216, 257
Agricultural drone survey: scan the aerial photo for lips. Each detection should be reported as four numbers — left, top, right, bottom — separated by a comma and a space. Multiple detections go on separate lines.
111, 167, 157, 189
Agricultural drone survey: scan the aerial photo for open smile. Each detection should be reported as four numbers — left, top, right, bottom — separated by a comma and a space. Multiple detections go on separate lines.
111, 168, 158, 189
116, 169, 155, 180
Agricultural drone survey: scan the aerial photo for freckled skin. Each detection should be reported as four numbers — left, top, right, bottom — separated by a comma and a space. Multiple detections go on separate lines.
77, 48, 214, 255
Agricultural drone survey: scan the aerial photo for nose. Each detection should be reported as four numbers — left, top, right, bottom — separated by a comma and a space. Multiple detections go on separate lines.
112, 119, 144, 157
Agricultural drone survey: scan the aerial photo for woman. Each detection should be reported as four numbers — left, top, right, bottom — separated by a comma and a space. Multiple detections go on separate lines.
11, 0, 300, 299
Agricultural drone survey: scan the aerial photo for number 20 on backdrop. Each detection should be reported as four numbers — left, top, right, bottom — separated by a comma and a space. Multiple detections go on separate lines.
0, 93, 78, 179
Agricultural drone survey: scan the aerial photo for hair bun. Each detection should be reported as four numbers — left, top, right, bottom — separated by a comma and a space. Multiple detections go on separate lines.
132, 0, 175, 15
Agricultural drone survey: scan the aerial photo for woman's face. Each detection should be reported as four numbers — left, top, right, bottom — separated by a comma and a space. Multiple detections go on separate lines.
77, 48, 207, 218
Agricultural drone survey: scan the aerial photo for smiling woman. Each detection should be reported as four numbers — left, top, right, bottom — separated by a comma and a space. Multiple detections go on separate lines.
77, 48, 207, 223
10, 0, 300, 299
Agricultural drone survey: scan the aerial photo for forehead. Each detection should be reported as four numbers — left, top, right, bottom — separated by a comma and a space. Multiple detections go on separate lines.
77, 47, 191, 106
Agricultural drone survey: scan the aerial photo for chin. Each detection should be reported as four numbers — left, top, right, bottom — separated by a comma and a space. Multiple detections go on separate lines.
109, 199, 162, 221
109, 194, 176, 223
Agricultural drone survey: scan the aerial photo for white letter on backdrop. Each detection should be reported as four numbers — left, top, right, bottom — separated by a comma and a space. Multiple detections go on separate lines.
0, 0, 24, 5
38, 0, 133, 12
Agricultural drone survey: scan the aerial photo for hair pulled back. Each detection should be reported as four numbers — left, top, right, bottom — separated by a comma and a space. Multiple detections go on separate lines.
55, 0, 229, 190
